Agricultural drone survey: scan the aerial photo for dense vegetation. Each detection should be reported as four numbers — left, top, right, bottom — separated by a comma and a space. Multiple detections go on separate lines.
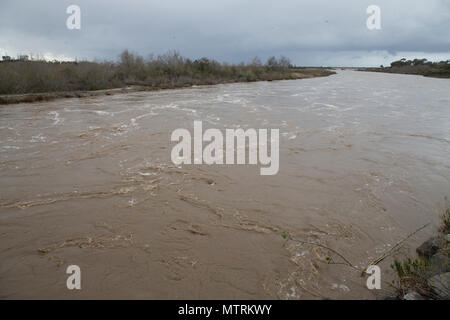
0, 50, 334, 96
360, 58, 450, 78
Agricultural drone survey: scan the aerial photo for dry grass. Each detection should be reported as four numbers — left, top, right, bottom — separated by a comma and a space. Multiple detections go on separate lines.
440, 207, 450, 234
0, 51, 335, 104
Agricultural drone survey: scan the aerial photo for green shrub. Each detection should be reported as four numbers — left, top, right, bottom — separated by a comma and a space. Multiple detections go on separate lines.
391, 258, 430, 296
441, 208, 450, 234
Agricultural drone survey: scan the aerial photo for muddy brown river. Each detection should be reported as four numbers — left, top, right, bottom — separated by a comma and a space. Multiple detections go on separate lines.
1, 70, 449, 299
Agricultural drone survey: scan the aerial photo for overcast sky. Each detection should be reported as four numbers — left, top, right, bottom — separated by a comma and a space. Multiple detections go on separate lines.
0, 0, 449, 66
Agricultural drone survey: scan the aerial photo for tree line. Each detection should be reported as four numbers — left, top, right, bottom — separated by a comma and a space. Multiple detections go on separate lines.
0, 50, 330, 95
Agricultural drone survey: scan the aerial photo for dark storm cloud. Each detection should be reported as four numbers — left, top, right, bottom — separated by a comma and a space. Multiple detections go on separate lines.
0, 0, 449, 66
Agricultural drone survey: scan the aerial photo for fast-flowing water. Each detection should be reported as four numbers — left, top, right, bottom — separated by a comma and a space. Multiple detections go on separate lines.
1, 70, 449, 299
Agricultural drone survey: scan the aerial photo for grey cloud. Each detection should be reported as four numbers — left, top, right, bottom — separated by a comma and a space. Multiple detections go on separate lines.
0, 0, 449, 66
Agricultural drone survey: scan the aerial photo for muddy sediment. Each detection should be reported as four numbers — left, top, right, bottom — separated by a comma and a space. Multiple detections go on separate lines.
0, 70, 449, 299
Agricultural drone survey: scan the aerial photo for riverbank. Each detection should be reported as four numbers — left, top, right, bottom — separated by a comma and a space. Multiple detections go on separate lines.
359, 67, 450, 79
0, 51, 335, 105
389, 209, 450, 300
0, 69, 334, 105
358, 59, 450, 79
